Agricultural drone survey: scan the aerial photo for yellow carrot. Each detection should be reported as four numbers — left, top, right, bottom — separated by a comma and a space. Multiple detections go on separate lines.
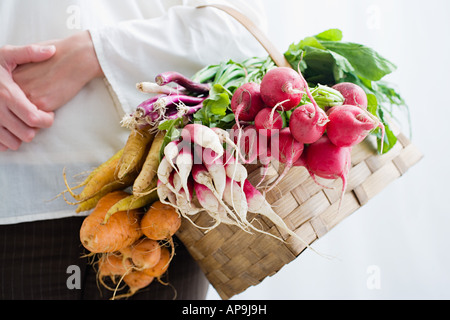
62, 149, 124, 202
133, 130, 165, 195
75, 177, 137, 213
76, 157, 122, 201
85, 148, 124, 185
103, 177, 158, 224
117, 127, 155, 180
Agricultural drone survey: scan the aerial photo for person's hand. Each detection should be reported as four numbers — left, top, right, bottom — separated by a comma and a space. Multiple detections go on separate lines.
0, 44, 56, 151
13, 31, 104, 113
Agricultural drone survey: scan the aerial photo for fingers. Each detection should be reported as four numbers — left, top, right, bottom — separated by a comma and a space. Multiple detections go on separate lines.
0, 43, 57, 152
0, 82, 54, 151
1, 44, 56, 69
0, 126, 36, 151
9, 90, 55, 129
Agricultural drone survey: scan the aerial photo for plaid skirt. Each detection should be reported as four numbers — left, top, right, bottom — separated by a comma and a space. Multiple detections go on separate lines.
0, 216, 209, 300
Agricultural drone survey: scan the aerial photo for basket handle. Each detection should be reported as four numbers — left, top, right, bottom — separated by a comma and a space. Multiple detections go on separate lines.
196, 4, 291, 68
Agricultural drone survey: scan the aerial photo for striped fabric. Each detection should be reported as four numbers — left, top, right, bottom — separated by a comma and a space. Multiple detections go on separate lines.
0, 217, 209, 300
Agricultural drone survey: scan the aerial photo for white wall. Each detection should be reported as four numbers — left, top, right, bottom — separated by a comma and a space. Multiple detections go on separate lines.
207, 0, 450, 300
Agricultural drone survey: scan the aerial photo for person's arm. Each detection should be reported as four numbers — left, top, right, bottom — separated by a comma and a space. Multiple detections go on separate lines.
13, 31, 104, 113
0, 44, 56, 151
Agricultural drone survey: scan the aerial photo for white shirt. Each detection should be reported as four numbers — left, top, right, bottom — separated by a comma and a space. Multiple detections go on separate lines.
0, 0, 267, 224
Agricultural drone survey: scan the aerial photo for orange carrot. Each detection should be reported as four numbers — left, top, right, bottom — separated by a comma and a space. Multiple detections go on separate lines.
130, 238, 161, 270
140, 201, 181, 241
97, 253, 133, 290
98, 253, 133, 278
113, 270, 154, 300
143, 246, 171, 278
79, 191, 143, 253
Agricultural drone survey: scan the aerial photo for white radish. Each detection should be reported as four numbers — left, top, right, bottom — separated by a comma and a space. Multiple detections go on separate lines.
163, 140, 181, 172
192, 164, 246, 230
181, 124, 224, 158
223, 177, 249, 227
175, 146, 193, 201
200, 147, 227, 198
157, 180, 177, 206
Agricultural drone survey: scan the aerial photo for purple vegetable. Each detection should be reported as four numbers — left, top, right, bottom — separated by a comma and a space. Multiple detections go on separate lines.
137, 94, 205, 117
165, 103, 203, 120
122, 94, 207, 129
155, 71, 211, 94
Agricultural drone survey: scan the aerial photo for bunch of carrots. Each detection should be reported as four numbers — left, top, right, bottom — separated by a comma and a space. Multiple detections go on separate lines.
63, 125, 182, 299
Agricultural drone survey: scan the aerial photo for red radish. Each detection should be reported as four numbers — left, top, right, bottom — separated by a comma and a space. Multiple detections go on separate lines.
289, 64, 330, 144
326, 104, 385, 148
254, 107, 283, 137
289, 104, 328, 144
293, 151, 307, 168
229, 125, 260, 164
332, 82, 368, 109
231, 82, 266, 122
260, 67, 305, 111
303, 135, 352, 206
277, 128, 304, 164
305, 135, 351, 180
265, 128, 304, 192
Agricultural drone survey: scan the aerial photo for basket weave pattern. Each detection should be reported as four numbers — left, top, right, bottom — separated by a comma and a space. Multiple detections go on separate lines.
176, 128, 423, 299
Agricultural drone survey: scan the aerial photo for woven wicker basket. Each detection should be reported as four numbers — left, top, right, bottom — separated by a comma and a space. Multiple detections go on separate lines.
176, 5, 424, 300
177, 128, 422, 299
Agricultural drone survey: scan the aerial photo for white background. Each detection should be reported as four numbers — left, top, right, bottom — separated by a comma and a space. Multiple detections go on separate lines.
206, 0, 450, 300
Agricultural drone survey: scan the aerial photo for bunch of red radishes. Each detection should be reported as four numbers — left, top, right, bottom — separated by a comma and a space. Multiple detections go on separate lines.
230, 66, 385, 199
